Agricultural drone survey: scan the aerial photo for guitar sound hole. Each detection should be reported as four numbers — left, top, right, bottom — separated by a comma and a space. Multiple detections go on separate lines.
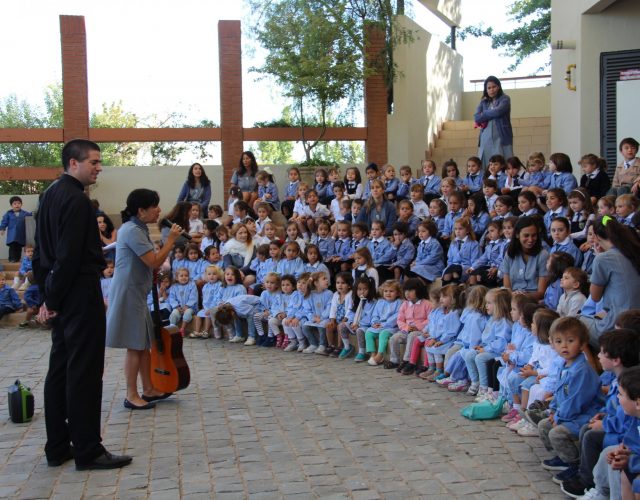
154, 368, 170, 375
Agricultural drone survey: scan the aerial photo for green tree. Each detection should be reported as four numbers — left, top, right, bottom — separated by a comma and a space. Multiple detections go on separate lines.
0, 84, 64, 194
251, 0, 362, 162
90, 101, 141, 166
455, 0, 551, 71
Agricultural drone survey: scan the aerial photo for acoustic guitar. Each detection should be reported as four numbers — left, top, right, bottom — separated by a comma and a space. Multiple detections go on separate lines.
149, 271, 190, 393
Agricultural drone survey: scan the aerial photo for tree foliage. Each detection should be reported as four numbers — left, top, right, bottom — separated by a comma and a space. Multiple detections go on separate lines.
456, 0, 551, 72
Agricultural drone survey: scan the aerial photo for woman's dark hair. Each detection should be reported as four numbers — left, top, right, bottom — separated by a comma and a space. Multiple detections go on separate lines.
592, 216, 640, 274
442, 159, 459, 179
351, 276, 378, 311
482, 76, 504, 100
159, 201, 191, 230
402, 277, 429, 300
530, 214, 551, 247
238, 151, 258, 177
547, 251, 575, 282
122, 188, 160, 224
507, 216, 543, 259
97, 213, 115, 238
550, 152, 573, 174
187, 162, 210, 188
469, 192, 488, 216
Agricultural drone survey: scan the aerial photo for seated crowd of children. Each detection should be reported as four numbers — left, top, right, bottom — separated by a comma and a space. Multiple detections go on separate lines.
136, 138, 640, 499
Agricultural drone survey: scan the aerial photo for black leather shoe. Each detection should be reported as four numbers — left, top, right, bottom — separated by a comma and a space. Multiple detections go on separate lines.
141, 393, 172, 403
124, 399, 155, 410
76, 450, 132, 471
47, 448, 74, 467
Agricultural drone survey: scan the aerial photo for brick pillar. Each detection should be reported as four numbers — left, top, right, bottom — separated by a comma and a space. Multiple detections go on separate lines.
219, 20, 243, 204
364, 24, 388, 166
60, 15, 89, 141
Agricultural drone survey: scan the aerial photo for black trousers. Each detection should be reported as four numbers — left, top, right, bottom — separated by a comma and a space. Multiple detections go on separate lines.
44, 275, 106, 465
8, 242, 22, 262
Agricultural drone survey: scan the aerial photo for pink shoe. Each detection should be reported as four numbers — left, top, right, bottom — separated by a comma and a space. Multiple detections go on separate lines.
507, 415, 523, 430
501, 408, 519, 422
447, 380, 469, 392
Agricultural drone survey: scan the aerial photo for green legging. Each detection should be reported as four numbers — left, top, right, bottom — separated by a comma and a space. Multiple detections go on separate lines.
365, 329, 394, 354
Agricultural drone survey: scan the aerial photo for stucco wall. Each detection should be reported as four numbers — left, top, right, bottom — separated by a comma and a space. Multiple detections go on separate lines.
461, 87, 551, 120
387, 15, 463, 167
551, 0, 640, 162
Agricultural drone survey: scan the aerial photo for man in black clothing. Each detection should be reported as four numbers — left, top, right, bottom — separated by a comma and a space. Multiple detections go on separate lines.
34, 139, 132, 470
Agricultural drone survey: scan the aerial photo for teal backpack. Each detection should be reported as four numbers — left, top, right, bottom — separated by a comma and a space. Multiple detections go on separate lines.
460, 396, 505, 420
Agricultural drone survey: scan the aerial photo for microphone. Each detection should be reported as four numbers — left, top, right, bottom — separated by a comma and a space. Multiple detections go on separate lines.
160, 219, 192, 241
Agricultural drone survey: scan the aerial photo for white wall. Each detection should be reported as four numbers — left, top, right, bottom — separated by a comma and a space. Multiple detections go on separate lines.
388, 15, 463, 167
551, 0, 640, 160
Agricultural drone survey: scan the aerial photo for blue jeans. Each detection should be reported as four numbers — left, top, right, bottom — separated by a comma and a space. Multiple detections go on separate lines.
301, 325, 326, 347
463, 350, 497, 386
234, 314, 257, 338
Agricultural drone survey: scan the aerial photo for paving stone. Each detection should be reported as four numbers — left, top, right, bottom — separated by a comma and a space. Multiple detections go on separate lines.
0, 326, 558, 498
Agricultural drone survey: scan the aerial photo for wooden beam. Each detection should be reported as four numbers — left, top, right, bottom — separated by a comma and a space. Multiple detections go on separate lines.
89, 128, 222, 142
0, 167, 63, 181
243, 127, 367, 141
0, 129, 64, 143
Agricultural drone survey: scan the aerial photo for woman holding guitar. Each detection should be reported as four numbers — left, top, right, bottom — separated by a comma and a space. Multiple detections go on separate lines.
106, 189, 183, 410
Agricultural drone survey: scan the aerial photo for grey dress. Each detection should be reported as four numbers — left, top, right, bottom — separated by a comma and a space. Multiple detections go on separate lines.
106, 217, 155, 350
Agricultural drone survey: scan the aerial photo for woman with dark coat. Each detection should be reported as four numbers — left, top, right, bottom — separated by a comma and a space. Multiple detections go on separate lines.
474, 76, 513, 167
177, 162, 211, 215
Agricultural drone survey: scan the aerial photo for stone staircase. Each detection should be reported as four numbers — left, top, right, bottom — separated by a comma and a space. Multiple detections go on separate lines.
426, 117, 551, 172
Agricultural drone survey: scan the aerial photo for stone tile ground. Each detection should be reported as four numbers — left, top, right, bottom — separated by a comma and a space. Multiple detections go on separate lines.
0, 327, 565, 499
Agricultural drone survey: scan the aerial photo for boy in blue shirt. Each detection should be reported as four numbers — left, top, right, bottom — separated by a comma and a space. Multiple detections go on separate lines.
560, 329, 640, 497
538, 317, 602, 475
0, 271, 22, 320
0, 196, 32, 263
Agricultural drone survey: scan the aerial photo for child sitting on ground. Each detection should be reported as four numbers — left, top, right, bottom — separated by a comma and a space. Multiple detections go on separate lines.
364, 280, 403, 366
191, 265, 223, 339
538, 317, 602, 476
214, 294, 261, 345
19, 271, 41, 328
0, 271, 21, 321
168, 267, 198, 337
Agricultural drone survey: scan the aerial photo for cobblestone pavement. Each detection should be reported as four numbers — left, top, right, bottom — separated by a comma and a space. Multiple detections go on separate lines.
0, 327, 565, 499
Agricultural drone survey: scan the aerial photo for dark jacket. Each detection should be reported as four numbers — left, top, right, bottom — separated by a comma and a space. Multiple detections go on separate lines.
474, 94, 513, 146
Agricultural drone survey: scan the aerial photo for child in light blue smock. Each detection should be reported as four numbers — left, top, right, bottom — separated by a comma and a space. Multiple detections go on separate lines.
168, 267, 198, 336
282, 272, 311, 351
410, 220, 445, 283
468, 220, 507, 287
364, 280, 403, 365
549, 216, 583, 267
439, 286, 489, 391
253, 272, 282, 347
300, 272, 333, 353
389, 223, 416, 281
304, 244, 331, 281
441, 192, 465, 240
214, 294, 261, 345
442, 218, 481, 285
207, 266, 246, 340
463, 288, 513, 400
248, 244, 271, 293
366, 221, 395, 266
192, 265, 223, 338
338, 277, 378, 361
277, 242, 305, 278
423, 284, 464, 380
310, 220, 335, 261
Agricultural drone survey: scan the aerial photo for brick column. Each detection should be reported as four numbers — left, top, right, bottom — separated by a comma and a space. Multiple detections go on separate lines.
364, 24, 388, 166
219, 20, 243, 203
60, 15, 89, 141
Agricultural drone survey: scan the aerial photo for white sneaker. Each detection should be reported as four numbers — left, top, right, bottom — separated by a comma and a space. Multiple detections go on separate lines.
517, 421, 540, 437
302, 345, 317, 354
297, 341, 307, 352
577, 488, 608, 500
474, 389, 488, 402
212, 327, 222, 339
244, 337, 256, 346
507, 416, 525, 431
284, 341, 298, 352
466, 383, 479, 396
315, 345, 327, 355
229, 335, 242, 343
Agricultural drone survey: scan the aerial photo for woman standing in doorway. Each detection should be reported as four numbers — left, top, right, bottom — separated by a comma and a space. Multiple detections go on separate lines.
474, 76, 513, 167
